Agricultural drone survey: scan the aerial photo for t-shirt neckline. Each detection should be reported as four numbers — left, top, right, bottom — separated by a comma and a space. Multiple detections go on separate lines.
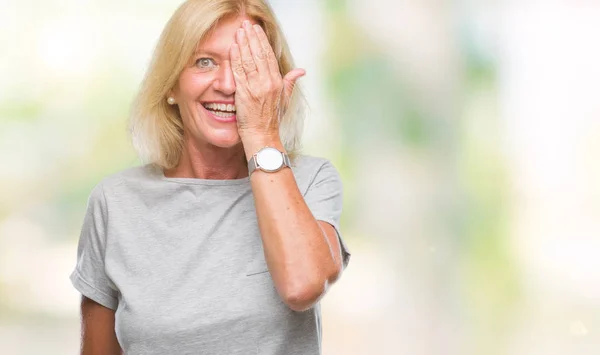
159, 169, 250, 186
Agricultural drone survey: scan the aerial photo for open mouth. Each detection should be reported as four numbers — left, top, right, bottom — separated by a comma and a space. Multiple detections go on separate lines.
202, 102, 236, 119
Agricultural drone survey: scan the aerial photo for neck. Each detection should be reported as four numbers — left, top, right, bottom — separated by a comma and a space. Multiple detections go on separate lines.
164, 136, 248, 180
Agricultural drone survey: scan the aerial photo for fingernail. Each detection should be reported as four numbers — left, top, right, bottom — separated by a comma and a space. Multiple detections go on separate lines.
243, 20, 250, 27
238, 28, 244, 36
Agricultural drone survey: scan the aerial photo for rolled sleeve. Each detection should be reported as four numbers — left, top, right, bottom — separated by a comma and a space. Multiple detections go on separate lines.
303, 160, 351, 270
70, 183, 118, 310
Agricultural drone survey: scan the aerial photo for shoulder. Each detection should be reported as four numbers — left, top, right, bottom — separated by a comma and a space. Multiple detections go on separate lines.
291, 154, 332, 179
291, 154, 342, 193
91, 164, 159, 200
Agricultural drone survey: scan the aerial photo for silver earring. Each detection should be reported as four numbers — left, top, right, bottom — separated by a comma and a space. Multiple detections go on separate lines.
167, 97, 176, 105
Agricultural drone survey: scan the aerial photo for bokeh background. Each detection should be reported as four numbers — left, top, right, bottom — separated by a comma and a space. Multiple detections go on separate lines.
1, 0, 600, 354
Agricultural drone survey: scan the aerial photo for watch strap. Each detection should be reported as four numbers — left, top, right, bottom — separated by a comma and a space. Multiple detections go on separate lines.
248, 155, 258, 175
282, 153, 291, 168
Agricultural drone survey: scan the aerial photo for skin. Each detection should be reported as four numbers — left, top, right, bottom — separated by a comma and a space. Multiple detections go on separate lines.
80, 14, 345, 354
227, 18, 344, 309
79, 297, 122, 355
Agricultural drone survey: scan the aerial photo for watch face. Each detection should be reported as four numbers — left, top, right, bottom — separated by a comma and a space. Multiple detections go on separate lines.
256, 147, 284, 172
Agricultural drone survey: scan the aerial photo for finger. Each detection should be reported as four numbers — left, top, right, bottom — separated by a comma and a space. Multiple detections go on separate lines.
253, 24, 279, 76
236, 28, 258, 77
243, 21, 269, 75
283, 68, 306, 100
229, 43, 247, 84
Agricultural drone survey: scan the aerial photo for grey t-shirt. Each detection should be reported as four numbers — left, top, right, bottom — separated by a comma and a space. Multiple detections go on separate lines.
70, 155, 351, 355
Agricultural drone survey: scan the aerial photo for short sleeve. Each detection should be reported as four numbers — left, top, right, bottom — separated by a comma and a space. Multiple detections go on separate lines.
69, 183, 119, 310
303, 160, 351, 270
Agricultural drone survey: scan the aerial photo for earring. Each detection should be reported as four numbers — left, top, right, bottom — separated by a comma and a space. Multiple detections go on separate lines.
167, 97, 176, 105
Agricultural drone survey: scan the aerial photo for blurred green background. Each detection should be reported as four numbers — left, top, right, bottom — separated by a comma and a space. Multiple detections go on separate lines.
1, 0, 600, 354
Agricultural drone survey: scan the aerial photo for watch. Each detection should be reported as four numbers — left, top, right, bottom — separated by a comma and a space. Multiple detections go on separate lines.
248, 147, 291, 175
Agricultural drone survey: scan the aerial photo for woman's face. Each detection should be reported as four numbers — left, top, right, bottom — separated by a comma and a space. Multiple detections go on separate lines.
173, 15, 258, 149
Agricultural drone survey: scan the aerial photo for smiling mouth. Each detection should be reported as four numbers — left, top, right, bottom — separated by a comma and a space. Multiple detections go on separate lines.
202, 102, 236, 118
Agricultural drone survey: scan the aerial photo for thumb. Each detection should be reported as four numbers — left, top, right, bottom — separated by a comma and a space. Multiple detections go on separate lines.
282, 68, 306, 99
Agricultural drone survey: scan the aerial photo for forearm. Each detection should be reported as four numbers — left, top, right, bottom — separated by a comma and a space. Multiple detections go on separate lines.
244, 139, 338, 308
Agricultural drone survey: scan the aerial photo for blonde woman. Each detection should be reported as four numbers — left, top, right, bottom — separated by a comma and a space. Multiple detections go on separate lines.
70, 0, 351, 354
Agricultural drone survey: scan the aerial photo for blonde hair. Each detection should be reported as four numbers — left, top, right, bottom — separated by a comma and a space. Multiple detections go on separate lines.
129, 0, 306, 169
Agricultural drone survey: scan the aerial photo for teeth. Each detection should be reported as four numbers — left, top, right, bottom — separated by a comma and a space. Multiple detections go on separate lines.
209, 110, 235, 118
203, 102, 236, 112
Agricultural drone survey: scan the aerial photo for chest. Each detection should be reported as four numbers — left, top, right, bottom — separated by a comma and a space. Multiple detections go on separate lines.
103, 192, 292, 351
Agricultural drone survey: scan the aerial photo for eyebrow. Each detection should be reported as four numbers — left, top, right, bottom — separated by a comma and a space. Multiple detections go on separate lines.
193, 49, 226, 60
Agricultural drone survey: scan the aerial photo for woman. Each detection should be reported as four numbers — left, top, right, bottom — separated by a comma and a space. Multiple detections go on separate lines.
70, 0, 351, 354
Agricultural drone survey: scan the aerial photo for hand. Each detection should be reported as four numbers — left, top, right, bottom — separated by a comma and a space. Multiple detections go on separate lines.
230, 20, 305, 141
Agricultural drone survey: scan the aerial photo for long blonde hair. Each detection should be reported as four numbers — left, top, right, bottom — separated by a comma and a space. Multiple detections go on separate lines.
129, 0, 306, 169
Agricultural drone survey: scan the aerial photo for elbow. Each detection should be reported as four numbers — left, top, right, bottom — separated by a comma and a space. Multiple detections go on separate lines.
283, 285, 324, 312
327, 261, 343, 284
283, 268, 341, 312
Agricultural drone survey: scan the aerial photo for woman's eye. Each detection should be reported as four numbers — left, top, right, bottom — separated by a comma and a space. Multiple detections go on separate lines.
195, 58, 216, 69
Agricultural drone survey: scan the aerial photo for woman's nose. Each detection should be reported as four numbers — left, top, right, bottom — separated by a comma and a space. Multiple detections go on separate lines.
213, 63, 236, 95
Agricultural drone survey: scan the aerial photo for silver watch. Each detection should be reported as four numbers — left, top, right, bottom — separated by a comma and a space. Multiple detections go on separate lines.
248, 147, 291, 175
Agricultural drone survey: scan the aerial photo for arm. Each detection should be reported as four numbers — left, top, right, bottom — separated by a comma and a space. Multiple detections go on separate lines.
244, 140, 344, 312
80, 296, 122, 355
231, 21, 345, 311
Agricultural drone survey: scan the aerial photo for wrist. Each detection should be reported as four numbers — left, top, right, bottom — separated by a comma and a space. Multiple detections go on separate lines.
247, 145, 291, 177
242, 135, 285, 161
